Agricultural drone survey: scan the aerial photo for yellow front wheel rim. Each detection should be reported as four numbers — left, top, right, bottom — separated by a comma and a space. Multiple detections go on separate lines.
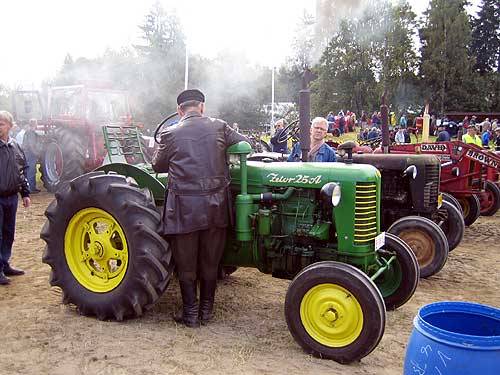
300, 283, 363, 347
64, 208, 129, 293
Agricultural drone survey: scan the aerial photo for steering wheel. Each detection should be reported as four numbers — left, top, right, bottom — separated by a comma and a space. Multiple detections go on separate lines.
154, 112, 180, 144
359, 136, 382, 149
277, 119, 300, 144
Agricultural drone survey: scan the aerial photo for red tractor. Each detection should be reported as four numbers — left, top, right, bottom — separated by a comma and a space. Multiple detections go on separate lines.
390, 141, 500, 225
13, 85, 133, 192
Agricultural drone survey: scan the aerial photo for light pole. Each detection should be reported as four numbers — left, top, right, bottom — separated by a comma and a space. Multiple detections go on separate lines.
271, 66, 275, 127
184, 43, 189, 90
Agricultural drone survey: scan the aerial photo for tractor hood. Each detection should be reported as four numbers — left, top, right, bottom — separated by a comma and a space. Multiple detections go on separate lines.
231, 161, 380, 189
348, 153, 441, 171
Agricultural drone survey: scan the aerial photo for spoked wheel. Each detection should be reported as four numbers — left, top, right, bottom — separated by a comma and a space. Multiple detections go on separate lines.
479, 181, 500, 216
285, 261, 385, 364
373, 232, 419, 310
388, 216, 448, 278
442, 192, 463, 216
41, 171, 174, 320
433, 200, 465, 252
457, 194, 481, 226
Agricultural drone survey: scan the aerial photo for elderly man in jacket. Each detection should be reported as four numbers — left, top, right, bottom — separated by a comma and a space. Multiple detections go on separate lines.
288, 117, 336, 162
0, 111, 31, 285
152, 89, 248, 328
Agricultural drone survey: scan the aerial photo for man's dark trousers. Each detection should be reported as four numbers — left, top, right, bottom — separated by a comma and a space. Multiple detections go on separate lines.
171, 227, 226, 325
171, 227, 226, 282
0, 194, 18, 273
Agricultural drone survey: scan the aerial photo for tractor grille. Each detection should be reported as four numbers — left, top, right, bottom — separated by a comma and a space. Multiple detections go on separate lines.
423, 164, 440, 208
354, 182, 378, 245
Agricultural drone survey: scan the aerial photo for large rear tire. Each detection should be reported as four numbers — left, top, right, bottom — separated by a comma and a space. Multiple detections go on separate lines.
40, 128, 86, 192
433, 200, 465, 252
40, 171, 173, 320
479, 181, 500, 216
374, 232, 419, 310
457, 194, 481, 226
388, 216, 448, 278
285, 261, 385, 364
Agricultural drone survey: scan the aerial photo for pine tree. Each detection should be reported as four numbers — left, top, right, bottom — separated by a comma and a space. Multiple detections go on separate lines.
419, 0, 475, 113
471, 0, 500, 74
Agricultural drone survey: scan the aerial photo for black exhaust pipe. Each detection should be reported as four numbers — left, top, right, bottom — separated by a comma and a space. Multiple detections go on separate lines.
380, 91, 390, 154
299, 69, 314, 162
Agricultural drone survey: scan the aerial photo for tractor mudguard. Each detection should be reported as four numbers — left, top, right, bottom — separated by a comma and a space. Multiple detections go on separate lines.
96, 163, 166, 203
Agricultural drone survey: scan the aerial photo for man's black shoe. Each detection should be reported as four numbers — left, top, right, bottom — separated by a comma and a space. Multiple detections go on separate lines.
0, 272, 11, 285
4, 266, 25, 276
31, 189, 41, 194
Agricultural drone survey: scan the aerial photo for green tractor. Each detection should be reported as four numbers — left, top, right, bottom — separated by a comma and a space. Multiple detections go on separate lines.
40, 114, 419, 365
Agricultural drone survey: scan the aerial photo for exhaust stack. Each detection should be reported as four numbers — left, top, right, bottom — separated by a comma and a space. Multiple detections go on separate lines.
381, 92, 390, 154
299, 69, 314, 162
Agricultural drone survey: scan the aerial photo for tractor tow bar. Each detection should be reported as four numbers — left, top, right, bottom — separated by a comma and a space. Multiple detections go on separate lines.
370, 249, 397, 282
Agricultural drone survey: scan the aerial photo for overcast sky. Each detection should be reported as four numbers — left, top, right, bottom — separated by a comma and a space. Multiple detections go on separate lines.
0, 0, 480, 89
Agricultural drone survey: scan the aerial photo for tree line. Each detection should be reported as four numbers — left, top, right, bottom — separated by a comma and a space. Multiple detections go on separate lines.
1, 0, 498, 130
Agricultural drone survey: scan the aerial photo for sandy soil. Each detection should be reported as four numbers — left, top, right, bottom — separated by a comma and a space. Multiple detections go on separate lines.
1, 191, 499, 375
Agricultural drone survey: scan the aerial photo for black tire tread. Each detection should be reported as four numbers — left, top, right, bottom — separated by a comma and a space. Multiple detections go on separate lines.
388, 216, 449, 278
40, 128, 87, 192
378, 233, 420, 310
41, 172, 173, 320
285, 261, 386, 364
480, 181, 500, 216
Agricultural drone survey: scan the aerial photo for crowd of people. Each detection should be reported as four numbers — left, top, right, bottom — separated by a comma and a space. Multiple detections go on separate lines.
270, 110, 500, 152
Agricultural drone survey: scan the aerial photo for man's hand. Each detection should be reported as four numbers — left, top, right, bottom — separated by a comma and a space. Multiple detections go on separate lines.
22, 197, 31, 208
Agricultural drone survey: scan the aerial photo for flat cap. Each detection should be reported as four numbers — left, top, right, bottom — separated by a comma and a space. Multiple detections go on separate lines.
176, 89, 205, 105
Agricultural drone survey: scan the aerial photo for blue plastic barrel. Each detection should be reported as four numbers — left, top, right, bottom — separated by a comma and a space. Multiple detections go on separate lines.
404, 301, 500, 375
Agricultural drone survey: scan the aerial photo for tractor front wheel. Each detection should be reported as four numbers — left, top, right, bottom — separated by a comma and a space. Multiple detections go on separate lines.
388, 216, 448, 278
442, 192, 463, 216
434, 200, 465, 252
457, 194, 481, 226
285, 261, 385, 364
479, 181, 500, 216
40, 171, 173, 320
374, 232, 419, 310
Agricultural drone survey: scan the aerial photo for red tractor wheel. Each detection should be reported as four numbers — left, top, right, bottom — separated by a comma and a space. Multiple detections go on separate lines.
40, 128, 86, 192
479, 181, 500, 216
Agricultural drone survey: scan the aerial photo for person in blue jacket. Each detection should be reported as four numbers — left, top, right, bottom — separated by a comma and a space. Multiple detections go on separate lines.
288, 117, 336, 162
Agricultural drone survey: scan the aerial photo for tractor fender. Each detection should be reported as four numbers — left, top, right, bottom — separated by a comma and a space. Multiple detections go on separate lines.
95, 163, 166, 203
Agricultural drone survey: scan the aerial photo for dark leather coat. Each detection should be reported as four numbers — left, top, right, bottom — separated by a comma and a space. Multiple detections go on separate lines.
152, 111, 248, 234
0, 138, 30, 198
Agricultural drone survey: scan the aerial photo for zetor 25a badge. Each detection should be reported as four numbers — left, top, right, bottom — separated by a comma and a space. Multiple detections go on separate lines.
266, 173, 323, 185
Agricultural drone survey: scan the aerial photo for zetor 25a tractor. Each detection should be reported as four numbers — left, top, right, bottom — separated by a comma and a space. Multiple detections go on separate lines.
40, 114, 419, 364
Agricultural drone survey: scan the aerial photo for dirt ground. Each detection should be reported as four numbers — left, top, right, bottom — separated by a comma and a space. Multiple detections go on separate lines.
1, 191, 499, 375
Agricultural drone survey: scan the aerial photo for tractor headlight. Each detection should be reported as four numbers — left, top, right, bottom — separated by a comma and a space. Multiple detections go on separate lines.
321, 182, 341, 207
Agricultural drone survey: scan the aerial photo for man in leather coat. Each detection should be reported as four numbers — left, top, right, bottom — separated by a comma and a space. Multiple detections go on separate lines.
152, 89, 248, 328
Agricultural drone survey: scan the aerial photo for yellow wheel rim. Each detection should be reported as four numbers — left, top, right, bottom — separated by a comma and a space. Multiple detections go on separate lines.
300, 283, 363, 348
64, 208, 129, 293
